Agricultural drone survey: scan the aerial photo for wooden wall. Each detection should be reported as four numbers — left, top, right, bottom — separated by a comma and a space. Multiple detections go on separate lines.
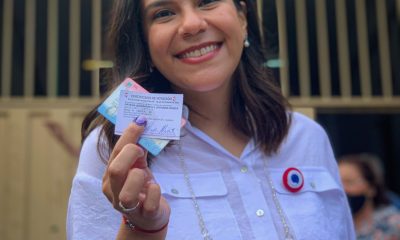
0, 101, 94, 240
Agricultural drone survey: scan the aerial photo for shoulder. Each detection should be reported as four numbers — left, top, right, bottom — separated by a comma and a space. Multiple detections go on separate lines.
373, 205, 400, 236
376, 205, 400, 221
276, 111, 337, 169
287, 111, 329, 143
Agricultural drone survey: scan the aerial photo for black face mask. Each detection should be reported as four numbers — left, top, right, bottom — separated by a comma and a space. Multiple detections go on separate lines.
347, 194, 367, 215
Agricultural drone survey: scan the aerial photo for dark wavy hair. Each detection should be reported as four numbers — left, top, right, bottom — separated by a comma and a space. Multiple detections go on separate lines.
339, 153, 391, 208
82, 0, 292, 162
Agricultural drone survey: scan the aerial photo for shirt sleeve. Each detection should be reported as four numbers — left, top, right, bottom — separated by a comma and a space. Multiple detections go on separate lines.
66, 128, 120, 240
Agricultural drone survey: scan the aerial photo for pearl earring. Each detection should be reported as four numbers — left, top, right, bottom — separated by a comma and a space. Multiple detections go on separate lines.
244, 37, 250, 48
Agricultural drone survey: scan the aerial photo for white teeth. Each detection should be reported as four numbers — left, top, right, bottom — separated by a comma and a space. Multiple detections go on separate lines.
181, 44, 218, 59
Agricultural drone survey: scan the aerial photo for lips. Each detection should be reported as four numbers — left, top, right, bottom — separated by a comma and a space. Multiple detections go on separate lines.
176, 42, 222, 59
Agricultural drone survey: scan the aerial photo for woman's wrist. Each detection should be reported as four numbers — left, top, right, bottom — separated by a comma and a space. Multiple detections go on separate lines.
117, 220, 168, 240
122, 215, 169, 234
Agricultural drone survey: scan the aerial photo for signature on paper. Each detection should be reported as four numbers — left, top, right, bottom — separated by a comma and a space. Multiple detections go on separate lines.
145, 123, 176, 137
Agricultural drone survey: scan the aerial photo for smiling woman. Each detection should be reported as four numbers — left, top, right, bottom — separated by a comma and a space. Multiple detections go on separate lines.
66, 0, 356, 239
142, 0, 247, 93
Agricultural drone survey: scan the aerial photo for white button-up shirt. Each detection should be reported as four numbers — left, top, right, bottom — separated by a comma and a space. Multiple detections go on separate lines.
67, 112, 356, 240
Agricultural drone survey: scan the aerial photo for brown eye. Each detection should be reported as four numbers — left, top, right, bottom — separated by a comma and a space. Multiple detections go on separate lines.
153, 9, 175, 20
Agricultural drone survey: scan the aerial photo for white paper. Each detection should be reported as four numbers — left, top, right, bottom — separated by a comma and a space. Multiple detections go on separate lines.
115, 90, 183, 140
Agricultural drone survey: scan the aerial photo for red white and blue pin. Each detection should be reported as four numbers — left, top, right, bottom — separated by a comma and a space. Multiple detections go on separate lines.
282, 167, 304, 193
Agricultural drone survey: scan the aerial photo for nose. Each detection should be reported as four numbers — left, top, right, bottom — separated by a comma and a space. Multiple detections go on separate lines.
178, 9, 207, 38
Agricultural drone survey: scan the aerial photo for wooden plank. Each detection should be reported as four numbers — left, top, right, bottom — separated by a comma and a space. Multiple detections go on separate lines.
376, 0, 393, 98
1, 0, 13, 98
397, 0, 400, 22
91, 0, 102, 98
335, 0, 352, 97
47, 0, 59, 97
315, 0, 332, 97
24, 0, 36, 97
295, 0, 311, 97
275, 0, 290, 97
27, 111, 52, 240
0, 112, 8, 238
355, 0, 372, 98
69, 0, 81, 97
3, 110, 29, 240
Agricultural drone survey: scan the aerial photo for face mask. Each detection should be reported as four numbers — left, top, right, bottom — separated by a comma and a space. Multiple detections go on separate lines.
347, 194, 366, 215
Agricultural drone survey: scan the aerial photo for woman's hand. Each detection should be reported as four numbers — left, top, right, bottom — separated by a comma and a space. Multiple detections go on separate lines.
102, 117, 170, 237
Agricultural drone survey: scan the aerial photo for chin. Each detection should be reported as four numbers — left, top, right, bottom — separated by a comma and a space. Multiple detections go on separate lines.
184, 80, 229, 93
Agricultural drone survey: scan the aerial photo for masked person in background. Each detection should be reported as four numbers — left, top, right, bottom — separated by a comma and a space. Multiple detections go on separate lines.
339, 153, 400, 240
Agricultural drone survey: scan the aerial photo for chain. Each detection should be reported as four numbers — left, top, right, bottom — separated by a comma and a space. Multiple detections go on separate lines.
178, 141, 213, 240
263, 160, 295, 240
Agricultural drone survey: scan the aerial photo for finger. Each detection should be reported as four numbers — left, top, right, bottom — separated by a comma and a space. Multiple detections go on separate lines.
109, 143, 145, 180
109, 115, 147, 161
142, 183, 162, 219
118, 168, 147, 210
107, 143, 145, 201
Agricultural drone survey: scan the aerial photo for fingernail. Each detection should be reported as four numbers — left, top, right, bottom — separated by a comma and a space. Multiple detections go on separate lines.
134, 115, 147, 126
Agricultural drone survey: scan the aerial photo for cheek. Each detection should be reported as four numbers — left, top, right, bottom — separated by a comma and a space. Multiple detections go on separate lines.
346, 183, 369, 195
147, 29, 169, 59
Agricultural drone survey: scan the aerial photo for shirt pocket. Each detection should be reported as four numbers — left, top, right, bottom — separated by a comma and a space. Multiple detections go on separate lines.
154, 171, 242, 240
270, 167, 349, 240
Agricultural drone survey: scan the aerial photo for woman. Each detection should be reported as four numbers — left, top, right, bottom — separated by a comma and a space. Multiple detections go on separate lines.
67, 0, 355, 239
339, 154, 400, 239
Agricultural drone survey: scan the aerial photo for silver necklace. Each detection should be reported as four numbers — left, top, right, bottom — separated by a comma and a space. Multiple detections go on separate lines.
178, 142, 213, 240
262, 160, 295, 240
177, 141, 295, 240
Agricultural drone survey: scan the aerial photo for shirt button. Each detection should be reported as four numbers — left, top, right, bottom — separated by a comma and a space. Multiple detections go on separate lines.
240, 166, 248, 173
256, 209, 265, 217
171, 188, 179, 195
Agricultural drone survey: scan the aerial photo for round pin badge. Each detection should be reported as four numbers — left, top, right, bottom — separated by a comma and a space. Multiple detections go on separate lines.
282, 167, 304, 193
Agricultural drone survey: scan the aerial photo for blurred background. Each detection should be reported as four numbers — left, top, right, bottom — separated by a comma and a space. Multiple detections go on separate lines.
0, 0, 399, 239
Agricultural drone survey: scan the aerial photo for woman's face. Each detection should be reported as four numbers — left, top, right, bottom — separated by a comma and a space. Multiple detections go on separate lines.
141, 0, 247, 93
339, 162, 372, 196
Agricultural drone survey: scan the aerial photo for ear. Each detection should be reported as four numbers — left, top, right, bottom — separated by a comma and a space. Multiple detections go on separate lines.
238, 1, 248, 34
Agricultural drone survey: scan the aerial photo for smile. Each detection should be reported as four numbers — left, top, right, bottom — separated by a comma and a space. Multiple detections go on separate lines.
176, 43, 221, 59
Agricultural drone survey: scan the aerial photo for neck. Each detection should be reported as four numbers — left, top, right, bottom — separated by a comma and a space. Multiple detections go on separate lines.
178, 84, 249, 157
178, 81, 232, 130
187, 93, 230, 130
